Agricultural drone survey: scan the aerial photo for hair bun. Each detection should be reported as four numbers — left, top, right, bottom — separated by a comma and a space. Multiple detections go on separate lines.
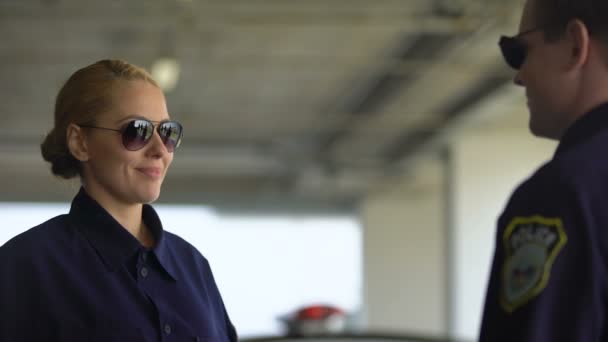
40, 129, 80, 179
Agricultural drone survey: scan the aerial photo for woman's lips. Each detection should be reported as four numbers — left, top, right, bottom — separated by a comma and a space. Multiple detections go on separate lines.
136, 167, 162, 179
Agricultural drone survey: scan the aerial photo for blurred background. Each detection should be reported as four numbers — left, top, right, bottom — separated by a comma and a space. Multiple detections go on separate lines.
0, 0, 557, 341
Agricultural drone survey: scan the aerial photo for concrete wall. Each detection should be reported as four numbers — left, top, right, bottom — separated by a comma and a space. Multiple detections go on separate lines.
450, 129, 555, 340
360, 159, 447, 337
359, 123, 556, 340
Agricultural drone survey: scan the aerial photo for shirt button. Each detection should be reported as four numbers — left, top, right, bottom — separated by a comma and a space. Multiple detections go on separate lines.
140, 266, 149, 278
164, 323, 172, 335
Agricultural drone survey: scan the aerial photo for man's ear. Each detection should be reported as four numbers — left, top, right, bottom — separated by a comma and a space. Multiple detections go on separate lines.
565, 19, 590, 70
66, 124, 89, 162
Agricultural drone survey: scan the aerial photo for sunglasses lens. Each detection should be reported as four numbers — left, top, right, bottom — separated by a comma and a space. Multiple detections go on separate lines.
122, 120, 154, 151
499, 36, 526, 70
158, 121, 183, 152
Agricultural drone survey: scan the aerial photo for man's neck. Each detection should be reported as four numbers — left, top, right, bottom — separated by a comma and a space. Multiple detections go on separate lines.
570, 54, 608, 124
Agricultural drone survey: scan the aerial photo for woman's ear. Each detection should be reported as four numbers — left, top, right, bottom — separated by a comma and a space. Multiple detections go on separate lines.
66, 124, 89, 162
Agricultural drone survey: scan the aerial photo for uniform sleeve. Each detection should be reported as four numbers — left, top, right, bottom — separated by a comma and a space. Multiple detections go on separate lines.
0, 241, 45, 341
0, 244, 18, 341
201, 256, 239, 342
224, 301, 238, 342
479, 179, 608, 341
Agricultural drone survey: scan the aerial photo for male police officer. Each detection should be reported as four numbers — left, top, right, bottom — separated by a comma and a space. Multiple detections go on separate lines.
479, 0, 608, 340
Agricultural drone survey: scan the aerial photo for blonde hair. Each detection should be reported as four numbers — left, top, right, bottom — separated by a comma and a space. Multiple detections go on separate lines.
41, 59, 158, 179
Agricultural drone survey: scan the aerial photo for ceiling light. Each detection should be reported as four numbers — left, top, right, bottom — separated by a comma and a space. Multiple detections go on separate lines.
151, 58, 180, 92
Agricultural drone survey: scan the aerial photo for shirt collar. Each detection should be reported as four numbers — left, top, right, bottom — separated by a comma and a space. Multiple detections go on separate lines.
69, 187, 178, 280
142, 203, 179, 281
555, 102, 608, 157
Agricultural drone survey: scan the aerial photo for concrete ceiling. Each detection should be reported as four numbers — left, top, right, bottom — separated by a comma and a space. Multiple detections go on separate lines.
0, 0, 525, 209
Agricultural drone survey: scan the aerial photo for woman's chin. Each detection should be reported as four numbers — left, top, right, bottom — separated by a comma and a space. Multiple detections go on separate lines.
136, 188, 161, 204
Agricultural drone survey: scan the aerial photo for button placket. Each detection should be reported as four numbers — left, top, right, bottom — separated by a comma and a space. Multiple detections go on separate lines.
139, 250, 150, 279
140, 266, 149, 278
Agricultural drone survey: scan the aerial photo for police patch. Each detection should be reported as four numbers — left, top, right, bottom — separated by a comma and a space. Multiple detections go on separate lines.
500, 216, 567, 313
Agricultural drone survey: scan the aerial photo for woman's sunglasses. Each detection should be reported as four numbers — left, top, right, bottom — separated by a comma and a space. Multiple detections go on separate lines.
79, 119, 183, 152
498, 27, 542, 70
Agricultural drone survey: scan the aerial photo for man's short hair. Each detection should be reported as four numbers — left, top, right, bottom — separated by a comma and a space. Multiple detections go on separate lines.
534, 0, 608, 43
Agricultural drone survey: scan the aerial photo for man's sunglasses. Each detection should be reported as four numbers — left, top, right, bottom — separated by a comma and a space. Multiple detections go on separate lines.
79, 119, 183, 152
499, 27, 543, 70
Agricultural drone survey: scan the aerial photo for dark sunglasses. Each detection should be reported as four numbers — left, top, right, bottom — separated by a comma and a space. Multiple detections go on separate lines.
499, 27, 543, 70
79, 119, 183, 152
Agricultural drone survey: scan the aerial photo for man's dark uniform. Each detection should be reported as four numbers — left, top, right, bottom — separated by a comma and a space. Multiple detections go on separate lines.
480, 103, 608, 341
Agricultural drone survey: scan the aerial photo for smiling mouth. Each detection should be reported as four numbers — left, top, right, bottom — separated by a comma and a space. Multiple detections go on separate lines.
136, 168, 163, 179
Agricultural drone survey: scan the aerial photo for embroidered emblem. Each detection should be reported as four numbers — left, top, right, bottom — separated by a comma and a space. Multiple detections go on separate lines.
500, 216, 567, 313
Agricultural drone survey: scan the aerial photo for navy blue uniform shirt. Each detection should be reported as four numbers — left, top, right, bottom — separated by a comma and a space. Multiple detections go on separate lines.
0, 188, 238, 342
479, 103, 608, 341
